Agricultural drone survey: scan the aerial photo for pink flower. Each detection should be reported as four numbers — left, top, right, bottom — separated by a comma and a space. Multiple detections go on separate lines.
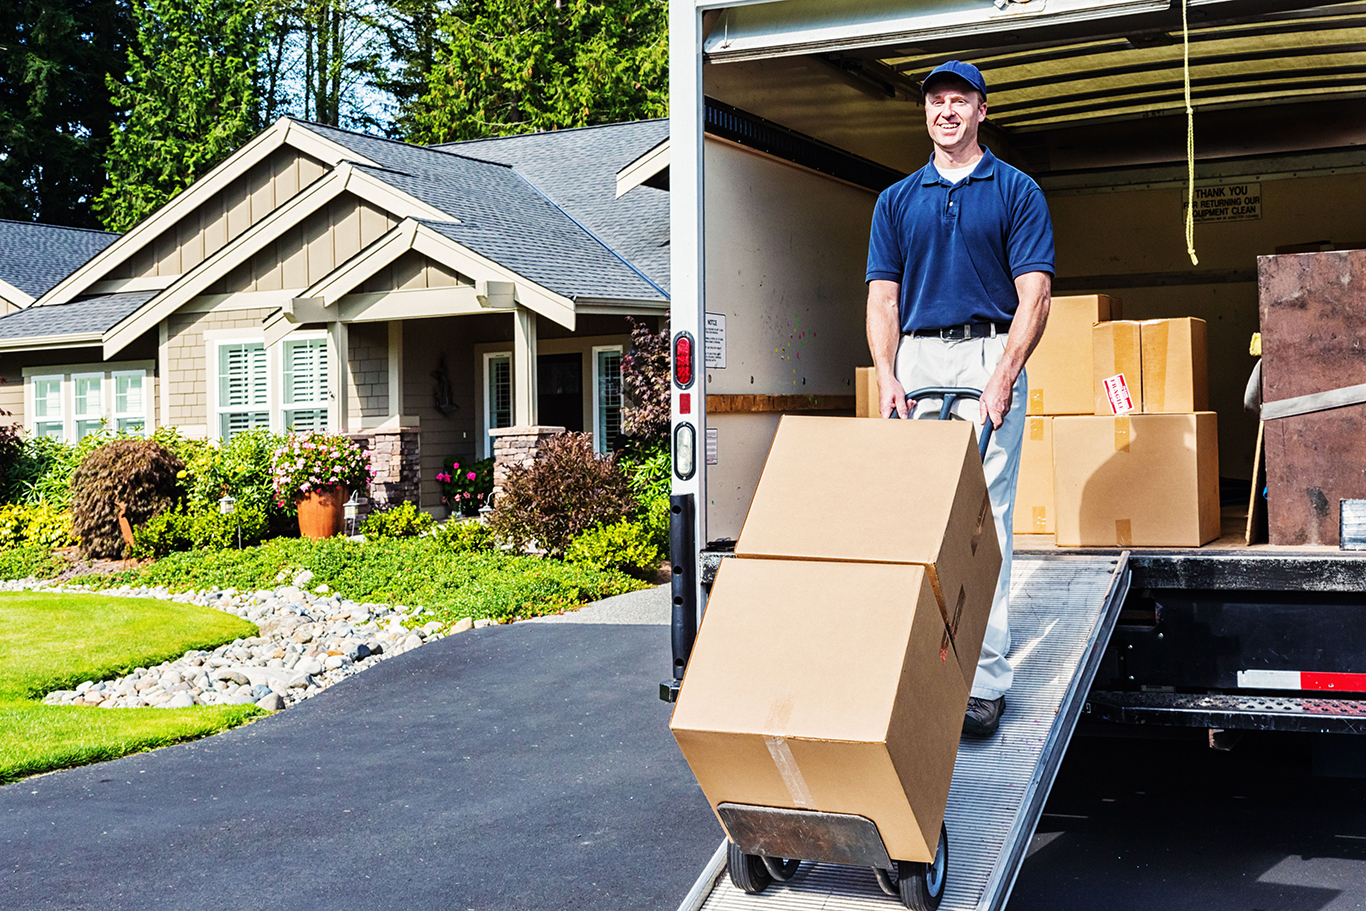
452, 463, 460, 471
467, 472, 476, 480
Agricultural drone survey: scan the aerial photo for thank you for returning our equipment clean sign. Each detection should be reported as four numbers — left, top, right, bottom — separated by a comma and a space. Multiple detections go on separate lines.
1183, 181, 1261, 223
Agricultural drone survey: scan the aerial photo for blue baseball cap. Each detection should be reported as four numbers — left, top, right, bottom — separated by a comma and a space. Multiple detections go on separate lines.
922, 60, 988, 99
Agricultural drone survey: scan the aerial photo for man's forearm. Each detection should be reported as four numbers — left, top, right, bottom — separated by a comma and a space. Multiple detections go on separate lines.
866, 279, 902, 382
996, 271, 1052, 386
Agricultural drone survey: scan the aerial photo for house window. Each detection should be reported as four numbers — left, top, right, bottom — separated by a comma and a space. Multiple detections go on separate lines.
72, 374, 104, 439
26, 365, 152, 442
32, 376, 63, 439
113, 372, 145, 433
217, 341, 269, 440
594, 346, 623, 454
282, 337, 329, 432
484, 352, 512, 456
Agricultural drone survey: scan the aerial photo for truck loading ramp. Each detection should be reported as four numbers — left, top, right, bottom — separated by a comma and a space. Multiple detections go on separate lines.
677, 553, 1131, 911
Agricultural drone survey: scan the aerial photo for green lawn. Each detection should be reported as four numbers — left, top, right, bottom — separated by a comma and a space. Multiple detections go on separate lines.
0, 591, 262, 785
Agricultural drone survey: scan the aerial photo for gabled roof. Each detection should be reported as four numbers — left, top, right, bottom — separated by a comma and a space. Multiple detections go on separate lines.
0, 220, 119, 306
436, 120, 671, 293
0, 291, 154, 349
14, 117, 670, 358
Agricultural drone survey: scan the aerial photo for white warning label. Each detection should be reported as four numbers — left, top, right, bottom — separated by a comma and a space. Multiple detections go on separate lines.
1184, 182, 1261, 224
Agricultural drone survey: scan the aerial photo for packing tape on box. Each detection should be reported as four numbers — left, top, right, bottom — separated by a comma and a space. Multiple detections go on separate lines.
1113, 416, 1131, 452
1144, 320, 1168, 412
1029, 418, 1045, 440
764, 736, 814, 808
1033, 506, 1047, 532
1115, 519, 1133, 546
1029, 389, 1044, 411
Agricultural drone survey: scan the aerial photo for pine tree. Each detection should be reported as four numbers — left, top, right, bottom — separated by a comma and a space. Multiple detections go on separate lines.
0, 0, 130, 227
403, 0, 667, 144
95, 0, 261, 232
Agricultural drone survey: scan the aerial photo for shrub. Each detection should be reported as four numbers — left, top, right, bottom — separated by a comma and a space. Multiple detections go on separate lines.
620, 317, 670, 445
359, 501, 435, 539
565, 520, 661, 578
270, 432, 373, 507
436, 456, 494, 516
487, 432, 635, 557
0, 502, 76, 550
0, 412, 21, 498
183, 428, 285, 520
434, 518, 495, 553
129, 502, 269, 559
0, 544, 66, 580
70, 440, 185, 558
618, 442, 670, 553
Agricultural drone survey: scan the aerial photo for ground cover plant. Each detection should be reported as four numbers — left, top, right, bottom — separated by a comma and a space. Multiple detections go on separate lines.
85, 534, 646, 623
0, 591, 261, 784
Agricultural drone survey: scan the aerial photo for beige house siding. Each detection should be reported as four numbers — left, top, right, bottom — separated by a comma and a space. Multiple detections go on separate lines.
347, 321, 389, 423
109, 148, 327, 282
360, 250, 472, 293
214, 194, 397, 294
0, 335, 159, 432
403, 313, 510, 507
164, 307, 277, 430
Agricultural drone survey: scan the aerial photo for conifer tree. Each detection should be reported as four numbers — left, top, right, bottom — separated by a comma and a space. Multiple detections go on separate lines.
95, 0, 260, 232
404, 0, 667, 144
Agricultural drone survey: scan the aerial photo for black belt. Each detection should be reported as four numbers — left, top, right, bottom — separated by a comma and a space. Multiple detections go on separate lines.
911, 321, 1011, 340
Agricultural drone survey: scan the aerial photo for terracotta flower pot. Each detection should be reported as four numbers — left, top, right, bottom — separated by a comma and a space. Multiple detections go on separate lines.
297, 486, 347, 539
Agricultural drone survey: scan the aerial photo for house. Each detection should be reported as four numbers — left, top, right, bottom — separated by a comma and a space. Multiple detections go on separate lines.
0, 118, 670, 512
0, 220, 119, 313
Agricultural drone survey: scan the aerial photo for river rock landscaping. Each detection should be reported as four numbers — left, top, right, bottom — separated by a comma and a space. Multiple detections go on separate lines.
30, 571, 492, 712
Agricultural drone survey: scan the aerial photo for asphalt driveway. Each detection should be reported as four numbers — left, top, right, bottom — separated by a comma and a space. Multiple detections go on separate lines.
1, 587, 720, 911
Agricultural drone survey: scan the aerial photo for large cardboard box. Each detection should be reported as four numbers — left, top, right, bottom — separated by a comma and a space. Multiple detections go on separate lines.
1092, 321, 1143, 415
1053, 413, 1221, 546
736, 415, 999, 690
856, 367, 879, 418
1015, 416, 1055, 534
1027, 294, 1121, 415
1140, 318, 1209, 413
670, 558, 968, 863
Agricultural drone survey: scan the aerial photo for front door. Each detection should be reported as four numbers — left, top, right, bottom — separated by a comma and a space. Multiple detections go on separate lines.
538, 353, 583, 431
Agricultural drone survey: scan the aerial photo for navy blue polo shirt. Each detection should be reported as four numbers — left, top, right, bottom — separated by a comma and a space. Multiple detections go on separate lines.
866, 148, 1054, 333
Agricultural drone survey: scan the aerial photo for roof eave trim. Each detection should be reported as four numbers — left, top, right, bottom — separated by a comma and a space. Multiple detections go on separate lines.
0, 332, 104, 351
0, 279, 35, 308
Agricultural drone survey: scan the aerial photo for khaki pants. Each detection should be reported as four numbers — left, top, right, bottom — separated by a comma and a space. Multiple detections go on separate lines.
895, 333, 1025, 700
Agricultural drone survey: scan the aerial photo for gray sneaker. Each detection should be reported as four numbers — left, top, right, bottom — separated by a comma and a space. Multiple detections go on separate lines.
963, 696, 1005, 737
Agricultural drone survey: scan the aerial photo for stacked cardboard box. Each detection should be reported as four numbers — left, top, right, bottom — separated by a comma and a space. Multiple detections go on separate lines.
1014, 295, 1122, 535
1052, 316, 1219, 546
669, 416, 1000, 864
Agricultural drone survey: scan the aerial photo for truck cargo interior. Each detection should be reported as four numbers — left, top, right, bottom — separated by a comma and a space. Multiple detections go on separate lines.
686, 0, 1366, 548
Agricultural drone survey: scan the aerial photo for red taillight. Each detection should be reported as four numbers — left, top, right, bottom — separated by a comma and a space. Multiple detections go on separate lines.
674, 332, 696, 389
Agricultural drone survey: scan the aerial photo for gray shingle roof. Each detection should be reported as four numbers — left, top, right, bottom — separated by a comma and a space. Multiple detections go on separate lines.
436, 121, 670, 294
302, 120, 669, 301
0, 291, 156, 341
0, 220, 119, 299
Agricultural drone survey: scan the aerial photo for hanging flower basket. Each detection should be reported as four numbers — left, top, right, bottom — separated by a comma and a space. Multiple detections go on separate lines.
271, 432, 374, 539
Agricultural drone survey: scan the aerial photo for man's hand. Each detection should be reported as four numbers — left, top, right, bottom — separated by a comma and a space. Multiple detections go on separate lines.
881, 374, 911, 418
979, 368, 1011, 429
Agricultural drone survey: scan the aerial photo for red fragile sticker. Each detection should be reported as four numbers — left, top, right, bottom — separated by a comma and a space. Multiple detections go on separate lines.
1102, 373, 1135, 415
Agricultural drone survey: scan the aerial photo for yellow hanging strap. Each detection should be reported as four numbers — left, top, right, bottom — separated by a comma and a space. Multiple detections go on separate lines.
1182, 0, 1199, 265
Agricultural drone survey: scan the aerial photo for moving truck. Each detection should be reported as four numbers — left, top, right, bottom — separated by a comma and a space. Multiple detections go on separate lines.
659, 2, 1366, 906
663, 0, 1366, 729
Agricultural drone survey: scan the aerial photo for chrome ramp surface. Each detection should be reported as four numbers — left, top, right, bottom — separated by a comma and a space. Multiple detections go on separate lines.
682, 554, 1130, 911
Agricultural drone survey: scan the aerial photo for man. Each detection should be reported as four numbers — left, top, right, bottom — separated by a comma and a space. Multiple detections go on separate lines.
865, 60, 1053, 737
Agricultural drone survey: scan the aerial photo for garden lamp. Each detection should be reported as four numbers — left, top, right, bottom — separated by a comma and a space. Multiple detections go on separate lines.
344, 492, 360, 535
218, 494, 236, 515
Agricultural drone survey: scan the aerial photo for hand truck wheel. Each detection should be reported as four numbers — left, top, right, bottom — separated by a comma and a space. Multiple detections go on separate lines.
726, 842, 800, 893
872, 822, 948, 910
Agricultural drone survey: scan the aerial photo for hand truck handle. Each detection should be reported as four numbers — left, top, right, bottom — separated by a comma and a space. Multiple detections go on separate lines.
888, 386, 993, 461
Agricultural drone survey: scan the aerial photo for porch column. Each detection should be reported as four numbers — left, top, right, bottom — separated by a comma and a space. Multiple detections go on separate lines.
387, 320, 404, 420
328, 319, 350, 432
513, 306, 538, 426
